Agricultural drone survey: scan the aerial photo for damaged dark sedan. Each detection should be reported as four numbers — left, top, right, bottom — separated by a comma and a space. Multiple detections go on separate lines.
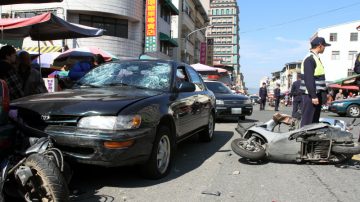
11, 60, 216, 179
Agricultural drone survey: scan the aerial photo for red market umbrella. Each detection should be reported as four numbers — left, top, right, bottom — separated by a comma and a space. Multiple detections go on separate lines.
0, 12, 103, 40
328, 84, 359, 91
54, 46, 115, 61
0, 0, 62, 5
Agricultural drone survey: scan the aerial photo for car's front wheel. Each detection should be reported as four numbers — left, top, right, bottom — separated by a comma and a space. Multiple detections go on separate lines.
141, 126, 174, 179
346, 104, 360, 117
199, 113, 215, 142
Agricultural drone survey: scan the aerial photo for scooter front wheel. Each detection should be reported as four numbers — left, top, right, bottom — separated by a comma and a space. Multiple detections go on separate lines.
231, 138, 266, 160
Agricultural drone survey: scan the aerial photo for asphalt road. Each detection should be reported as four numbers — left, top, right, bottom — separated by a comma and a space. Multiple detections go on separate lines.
69, 104, 360, 202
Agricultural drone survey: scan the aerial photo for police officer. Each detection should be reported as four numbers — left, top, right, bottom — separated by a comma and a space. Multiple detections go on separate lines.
290, 74, 302, 119
300, 37, 330, 127
274, 83, 280, 111
259, 82, 267, 110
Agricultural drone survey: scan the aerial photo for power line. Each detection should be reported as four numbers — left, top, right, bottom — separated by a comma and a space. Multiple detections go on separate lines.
240, 1, 360, 34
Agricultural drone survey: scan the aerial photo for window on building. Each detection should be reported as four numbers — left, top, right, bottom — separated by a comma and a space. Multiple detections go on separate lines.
160, 6, 171, 24
79, 14, 128, 38
221, 9, 224, 15
226, 9, 229, 14
331, 51, 340, 60
329, 33, 337, 42
349, 51, 358, 60
160, 42, 169, 55
215, 9, 219, 15
350, 33, 358, 42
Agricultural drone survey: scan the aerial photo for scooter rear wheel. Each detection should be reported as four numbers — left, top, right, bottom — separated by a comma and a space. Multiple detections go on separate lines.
231, 138, 266, 160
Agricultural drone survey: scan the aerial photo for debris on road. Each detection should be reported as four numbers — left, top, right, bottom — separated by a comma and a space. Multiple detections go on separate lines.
201, 190, 221, 196
232, 170, 240, 175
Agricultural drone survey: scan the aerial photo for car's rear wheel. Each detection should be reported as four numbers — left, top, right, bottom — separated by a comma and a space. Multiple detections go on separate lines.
199, 113, 215, 142
141, 126, 174, 179
346, 104, 360, 117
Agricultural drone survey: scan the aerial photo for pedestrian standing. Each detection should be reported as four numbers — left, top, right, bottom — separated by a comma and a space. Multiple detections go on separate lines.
0, 45, 24, 100
17, 51, 48, 96
300, 37, 330, 127
274, 83, 280, 111
259, 82, 267, 110
335, 89, 344, 100
290, 74, 302, 119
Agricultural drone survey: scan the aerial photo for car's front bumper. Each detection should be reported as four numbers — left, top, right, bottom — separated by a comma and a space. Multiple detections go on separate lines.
44, 125, 157, 167
329, 105, 346, 114
216, 104, 253, 118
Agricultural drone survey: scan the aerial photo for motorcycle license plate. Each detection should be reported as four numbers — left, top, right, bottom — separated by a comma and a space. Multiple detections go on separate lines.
231, 108, 242, 114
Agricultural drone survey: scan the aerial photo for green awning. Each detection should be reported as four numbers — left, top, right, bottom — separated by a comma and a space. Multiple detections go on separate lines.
164, 0, 179, 15
159, 32, 178, 47
331, 74, 360, 85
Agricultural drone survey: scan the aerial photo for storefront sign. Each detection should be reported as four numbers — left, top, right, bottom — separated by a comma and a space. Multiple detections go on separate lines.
200, 42, 207, 64
206, 38, 214, 66
43, 78, 58, 92
145, 0, 158, 52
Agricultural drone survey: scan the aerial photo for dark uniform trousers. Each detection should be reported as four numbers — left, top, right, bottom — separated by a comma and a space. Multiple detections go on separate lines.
301, 92, 325, 127
292, 95, 302, 119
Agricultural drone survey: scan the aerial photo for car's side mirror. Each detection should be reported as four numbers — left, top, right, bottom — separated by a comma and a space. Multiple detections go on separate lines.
177, 81, 196, 92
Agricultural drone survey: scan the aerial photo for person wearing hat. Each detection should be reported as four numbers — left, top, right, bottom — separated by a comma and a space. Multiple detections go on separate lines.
259, 82, 268, 110
300, 37, 330, 127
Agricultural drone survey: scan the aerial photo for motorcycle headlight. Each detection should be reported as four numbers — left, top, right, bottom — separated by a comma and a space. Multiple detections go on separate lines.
78, 115, 141, 130
216, 99, 224, 105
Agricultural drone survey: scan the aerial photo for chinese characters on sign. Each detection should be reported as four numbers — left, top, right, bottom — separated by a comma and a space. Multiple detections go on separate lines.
145, 0, 158, 52
200, 42, 207, 64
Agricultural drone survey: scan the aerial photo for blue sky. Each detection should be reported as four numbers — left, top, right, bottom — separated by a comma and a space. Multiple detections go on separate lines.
238, 0, 360, 89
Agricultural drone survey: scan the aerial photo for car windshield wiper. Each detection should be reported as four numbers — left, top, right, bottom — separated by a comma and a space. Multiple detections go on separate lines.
78, 83, 101, 88
103, 83, 129, 87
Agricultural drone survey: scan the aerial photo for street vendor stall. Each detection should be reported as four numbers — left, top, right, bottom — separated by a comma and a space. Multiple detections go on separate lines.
0, 12, 103, 92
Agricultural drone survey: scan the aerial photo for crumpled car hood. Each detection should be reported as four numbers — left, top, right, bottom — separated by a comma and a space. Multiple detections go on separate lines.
11, 88, 162, 116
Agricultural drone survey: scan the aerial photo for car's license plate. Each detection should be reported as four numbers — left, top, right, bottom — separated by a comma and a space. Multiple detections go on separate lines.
231, 108, 242, 114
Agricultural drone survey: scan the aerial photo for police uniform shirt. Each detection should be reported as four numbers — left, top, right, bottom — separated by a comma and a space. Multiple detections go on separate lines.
302, 52, 319, 99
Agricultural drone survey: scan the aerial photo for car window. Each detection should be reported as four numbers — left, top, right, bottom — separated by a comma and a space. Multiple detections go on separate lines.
205, 82, 232, 94
186, 66, 205, 91
77, 61, 171, 90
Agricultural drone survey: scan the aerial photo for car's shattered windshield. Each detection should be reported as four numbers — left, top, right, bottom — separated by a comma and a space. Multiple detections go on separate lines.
77, 61, 171, 90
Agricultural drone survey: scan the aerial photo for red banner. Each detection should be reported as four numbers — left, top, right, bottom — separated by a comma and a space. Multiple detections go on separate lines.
145, 0, 157, 37
200, 42, 207, 64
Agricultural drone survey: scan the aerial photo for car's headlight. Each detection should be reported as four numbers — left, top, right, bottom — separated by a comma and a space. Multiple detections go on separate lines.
78, 115, 141, 130
244, 99, 251, 104
216, 99, 224, 105
332, 102, 344, 107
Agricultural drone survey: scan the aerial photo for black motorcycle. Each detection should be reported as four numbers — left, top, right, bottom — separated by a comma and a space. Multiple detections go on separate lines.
0, 80, 70, 202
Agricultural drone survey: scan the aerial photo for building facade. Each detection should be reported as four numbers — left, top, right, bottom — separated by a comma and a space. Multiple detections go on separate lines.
1, 0, 143, 59
313, 20, 360, 82
207, 0, 240, 81
171, 0, 209, 64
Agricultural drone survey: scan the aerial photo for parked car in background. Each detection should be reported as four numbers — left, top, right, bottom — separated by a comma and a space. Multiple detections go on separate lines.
204, 81, 252, 120
11, 60, 216, 179
249, 95, 260, 105
329, 97, 360, 117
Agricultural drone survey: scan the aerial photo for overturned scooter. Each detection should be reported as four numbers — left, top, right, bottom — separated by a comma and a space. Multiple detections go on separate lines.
231, 113, 360, 163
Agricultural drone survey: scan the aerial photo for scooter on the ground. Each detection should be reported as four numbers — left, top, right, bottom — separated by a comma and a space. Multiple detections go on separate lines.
231, 113, 360, 163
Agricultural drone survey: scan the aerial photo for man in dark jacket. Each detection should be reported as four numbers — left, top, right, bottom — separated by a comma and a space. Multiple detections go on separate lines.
274, 83, 280, 111
290, 74, 302, 119
0, 45, 24, 100
259, 82, 267, 110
